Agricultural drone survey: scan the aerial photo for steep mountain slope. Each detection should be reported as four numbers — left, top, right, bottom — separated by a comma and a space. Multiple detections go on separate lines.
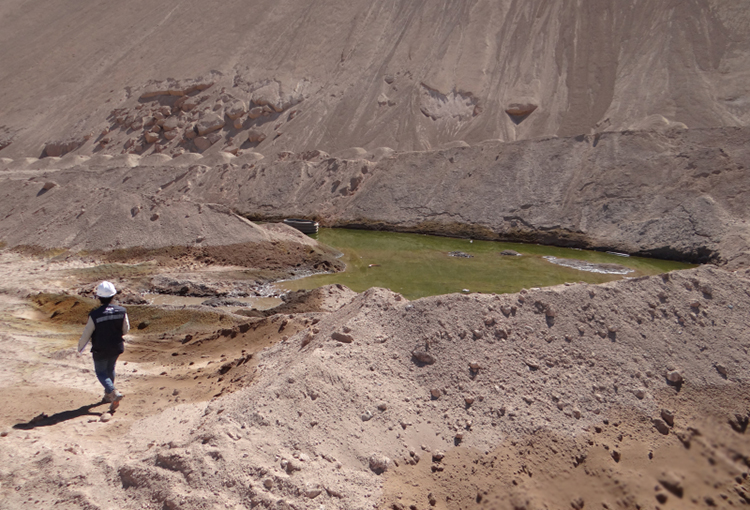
0, 0, 748, 158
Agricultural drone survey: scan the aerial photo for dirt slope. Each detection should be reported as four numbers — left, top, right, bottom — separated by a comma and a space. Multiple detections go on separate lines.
8, 126, 742, 266
1, 258, 748, 510
0, 0, 748, 158
182, 126, 750, 266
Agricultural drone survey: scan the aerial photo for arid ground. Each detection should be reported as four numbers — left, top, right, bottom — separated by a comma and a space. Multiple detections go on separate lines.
1, 1, 750, 509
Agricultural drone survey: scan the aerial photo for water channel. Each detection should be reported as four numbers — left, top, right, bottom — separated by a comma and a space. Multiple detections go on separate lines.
278, 229, 695, 300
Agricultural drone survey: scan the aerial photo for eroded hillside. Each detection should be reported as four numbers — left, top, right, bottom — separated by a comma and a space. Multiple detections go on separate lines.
0, 0, 748, 159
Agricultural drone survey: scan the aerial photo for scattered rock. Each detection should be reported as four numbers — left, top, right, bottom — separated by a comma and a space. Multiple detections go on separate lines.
500, 250, 522, 256
369, 454, 391, 474
281, 458, 302, 473
728, 412, 749, 433
666, 370, 683, 384
226, 100, 247, 120
162, 117, 180, 131
304, 485, 322, 499
660, 409, 675, 427
247, 106, 264, 119
412, 350, 435, 364
430, 388, 441, 399
716, 364, 728, 376
505, 103, 538, 117
653, 418, 670, 435
658, 471, 684, 497
100, 413, 112, 422
206, 131, 222, 145
247, 128, 267, 143
331, 331, 354, 343
300, 331, 314, 347
44, 138, 84, 158
448, 251, 473, 258
525, 359, 540, 370
194, 136, 213, 152
196, 113, 225, 136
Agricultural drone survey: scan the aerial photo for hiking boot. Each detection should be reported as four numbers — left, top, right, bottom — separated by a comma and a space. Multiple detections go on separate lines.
103, 389, 123, 403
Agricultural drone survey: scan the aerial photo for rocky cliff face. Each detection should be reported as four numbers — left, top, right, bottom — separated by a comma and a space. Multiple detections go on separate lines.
3, 126, 748, 266
0, 0, 747, 158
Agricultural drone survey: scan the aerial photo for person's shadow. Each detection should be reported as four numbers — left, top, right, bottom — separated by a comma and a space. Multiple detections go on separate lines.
12, 400, 110, 429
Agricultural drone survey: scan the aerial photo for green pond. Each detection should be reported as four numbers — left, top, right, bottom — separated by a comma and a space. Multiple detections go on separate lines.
279, 229, 695, 300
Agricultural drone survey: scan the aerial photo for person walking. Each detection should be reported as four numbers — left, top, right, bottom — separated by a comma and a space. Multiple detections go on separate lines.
78, 281, 130, 404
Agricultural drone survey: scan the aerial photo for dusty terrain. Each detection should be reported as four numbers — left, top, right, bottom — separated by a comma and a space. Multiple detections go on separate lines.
3, 126, 750, 268
0, 250, 749, 510
1, 1, 750, 509
0, 1, 748, 159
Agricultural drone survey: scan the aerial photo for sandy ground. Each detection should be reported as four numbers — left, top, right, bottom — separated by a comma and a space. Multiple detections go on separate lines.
0, 1, 748, 159
1, 2, 749, 508
0, 250, 748, 510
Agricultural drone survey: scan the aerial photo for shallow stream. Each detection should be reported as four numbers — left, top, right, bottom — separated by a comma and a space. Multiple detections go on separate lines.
278, 229, 695, 300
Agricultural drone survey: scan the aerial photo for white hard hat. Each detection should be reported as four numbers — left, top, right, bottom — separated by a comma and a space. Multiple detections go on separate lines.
95, 281, 117, 298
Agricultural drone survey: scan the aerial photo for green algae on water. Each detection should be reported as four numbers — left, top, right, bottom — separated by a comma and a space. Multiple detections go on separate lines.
278, 229, 695, 300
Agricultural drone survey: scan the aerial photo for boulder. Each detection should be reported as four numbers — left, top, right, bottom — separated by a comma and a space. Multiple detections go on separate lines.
505, 103, 538, 117
43, 138, 84, 158
300, 149, 330, 162
226, 100, 247, 120
247, 106, 264, 119
196, 113, 225, 136
206, 131, 222, 144
246, 129, 266, 143
144, 131, 159, 144
181, 96, 201, 112
162, 117, 180, 131
194, 136, 213, 152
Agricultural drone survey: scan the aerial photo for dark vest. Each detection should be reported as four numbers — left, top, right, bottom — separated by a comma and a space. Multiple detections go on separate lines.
89, 304, 126, 360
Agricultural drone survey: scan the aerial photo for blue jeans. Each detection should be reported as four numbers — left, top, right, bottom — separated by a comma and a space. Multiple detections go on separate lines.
93, 355, 119, 393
